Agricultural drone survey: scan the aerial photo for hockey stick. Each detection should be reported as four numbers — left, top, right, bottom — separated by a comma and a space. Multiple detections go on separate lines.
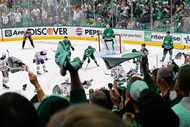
98, 65, 111, 75
0, 66, 26, 72
85, 62, 89, 70
8, 66, 26, 72
6, 49, 10, 57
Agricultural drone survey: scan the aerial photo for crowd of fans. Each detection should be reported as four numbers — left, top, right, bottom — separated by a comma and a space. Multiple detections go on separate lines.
0, 0, 190, 32
0, 46, 190, 127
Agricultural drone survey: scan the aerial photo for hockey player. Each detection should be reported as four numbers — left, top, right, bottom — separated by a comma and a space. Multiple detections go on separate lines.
33, 50, 48, 75
0, 51, 26, 89
55, 36, 77, 76
140, 43, 149, 74
82, 46, 99, 67
0, 52, 9, 89
103, 24, 115, 51
22, 29, 35, 49
132, 49, 141, 72
57, 36, 74, 58
161, 31, 173, 62
55, 36, 74, 63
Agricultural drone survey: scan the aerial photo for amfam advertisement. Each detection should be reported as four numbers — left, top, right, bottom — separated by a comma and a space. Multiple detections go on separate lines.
3, 27, 69, 38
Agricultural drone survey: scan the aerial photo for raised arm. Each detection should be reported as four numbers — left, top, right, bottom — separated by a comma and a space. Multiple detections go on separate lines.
67, 59, 87, 104
28, 71, 45, 102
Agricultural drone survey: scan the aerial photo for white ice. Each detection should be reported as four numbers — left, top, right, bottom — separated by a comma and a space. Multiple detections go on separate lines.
0, 40, 186, 100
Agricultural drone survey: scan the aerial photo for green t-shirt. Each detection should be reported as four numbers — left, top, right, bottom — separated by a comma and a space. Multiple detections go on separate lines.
172, 99, 190, 127
21, 14, 30, 26
185, 0, 190, 5
163, 35, 173, 49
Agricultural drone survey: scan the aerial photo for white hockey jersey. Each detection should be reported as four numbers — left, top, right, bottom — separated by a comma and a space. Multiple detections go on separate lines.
33, 51, 47, 61
0, 56, 25, 72
0, 58, 8, 71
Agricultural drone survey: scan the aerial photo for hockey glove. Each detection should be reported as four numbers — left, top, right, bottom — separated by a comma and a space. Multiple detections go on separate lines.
71, 47, 75, 51
162, 45, 164, 48
15, 61, 25, 66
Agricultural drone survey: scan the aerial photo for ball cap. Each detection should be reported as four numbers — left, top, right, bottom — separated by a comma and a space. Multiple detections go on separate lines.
129, 80, 149, 101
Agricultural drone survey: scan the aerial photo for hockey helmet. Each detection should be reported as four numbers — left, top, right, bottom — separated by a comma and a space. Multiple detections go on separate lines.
132, 49, 137, 52
0, 51, 8, 60
88, 45, 92, 48
166, 31, 170, 34
40, 50, 47, 55
64, 36, 68, 39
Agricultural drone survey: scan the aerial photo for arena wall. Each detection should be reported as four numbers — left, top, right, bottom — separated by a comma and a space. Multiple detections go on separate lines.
1, 26, 190, 49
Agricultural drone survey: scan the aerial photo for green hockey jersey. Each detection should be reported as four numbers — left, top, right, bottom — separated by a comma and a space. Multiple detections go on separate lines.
163, 35, 173, 49
84, 47, 96, 57
103, 28, 115, 39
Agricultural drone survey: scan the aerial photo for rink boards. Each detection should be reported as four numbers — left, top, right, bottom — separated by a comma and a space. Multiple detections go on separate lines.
1, 26, 190, 49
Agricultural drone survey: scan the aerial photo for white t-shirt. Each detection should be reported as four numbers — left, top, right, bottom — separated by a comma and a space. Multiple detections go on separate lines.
2, 15, 9, 25
31, 8, 41, 17
73, 10, 83, 21
15, 12, 22, 23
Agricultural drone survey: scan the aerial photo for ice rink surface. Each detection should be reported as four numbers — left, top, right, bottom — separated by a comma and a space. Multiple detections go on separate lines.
0, 40, 186, 99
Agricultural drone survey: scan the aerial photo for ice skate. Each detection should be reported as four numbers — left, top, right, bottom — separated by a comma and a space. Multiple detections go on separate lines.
43, 69, 48, 73
37, 71, 42, 75
95, 62, 99, 67
3, 84, 9, 89
22, 84, 27, 91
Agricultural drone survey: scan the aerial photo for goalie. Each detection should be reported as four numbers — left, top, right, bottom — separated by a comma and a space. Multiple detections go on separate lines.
82, 46, 99, 67
103, 24, 115, 51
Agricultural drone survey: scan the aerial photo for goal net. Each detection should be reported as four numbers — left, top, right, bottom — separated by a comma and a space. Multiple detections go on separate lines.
97, 33, 125, 55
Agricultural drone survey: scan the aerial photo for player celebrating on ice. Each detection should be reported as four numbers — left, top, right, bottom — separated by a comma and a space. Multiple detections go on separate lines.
55, 36, 74, 59
0, 51, 27, 89
82, 46, 99, 68
103, 24, 115, 51
55, 36, 76, 76
161, 31, 174, 62
140, 43, 149, 74
33, 50, 48, 75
